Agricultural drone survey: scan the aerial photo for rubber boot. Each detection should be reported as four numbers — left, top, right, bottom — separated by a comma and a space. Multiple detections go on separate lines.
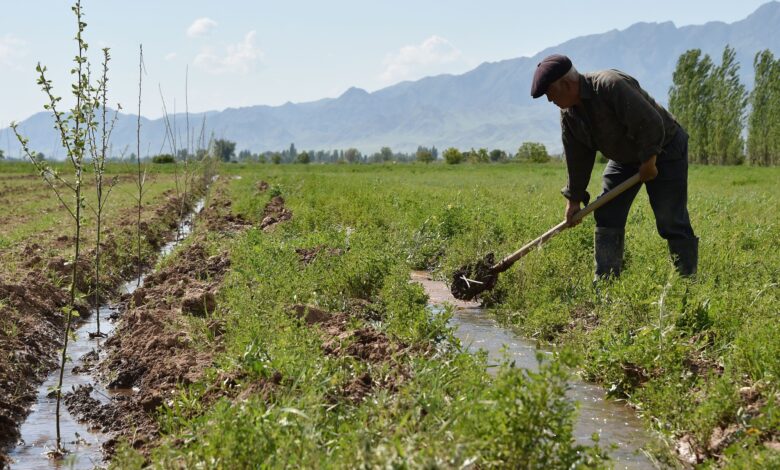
594, 227, 625, 280
668, 237, 698, 277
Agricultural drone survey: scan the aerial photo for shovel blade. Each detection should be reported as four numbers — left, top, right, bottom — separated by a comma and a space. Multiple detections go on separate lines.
450, 253, 499, 300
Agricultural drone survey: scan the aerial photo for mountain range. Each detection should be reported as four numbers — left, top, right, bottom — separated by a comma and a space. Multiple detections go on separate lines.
3, 1, 780, 158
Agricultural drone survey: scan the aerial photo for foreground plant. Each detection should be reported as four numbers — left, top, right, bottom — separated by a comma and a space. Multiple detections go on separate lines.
11, 0, 93, 456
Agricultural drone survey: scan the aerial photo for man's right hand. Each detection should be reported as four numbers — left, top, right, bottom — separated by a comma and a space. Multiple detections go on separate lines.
565, 199, 582, 227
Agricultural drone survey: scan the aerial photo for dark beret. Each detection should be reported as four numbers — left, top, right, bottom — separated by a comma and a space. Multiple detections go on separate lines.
530, 54, 572, 98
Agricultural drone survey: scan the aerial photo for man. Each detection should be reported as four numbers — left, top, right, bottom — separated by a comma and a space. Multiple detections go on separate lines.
531, 54, 698, 278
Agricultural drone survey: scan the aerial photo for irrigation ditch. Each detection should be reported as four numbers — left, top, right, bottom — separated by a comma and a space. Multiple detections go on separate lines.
3, 181, 212, 469
410, 271, 658, 469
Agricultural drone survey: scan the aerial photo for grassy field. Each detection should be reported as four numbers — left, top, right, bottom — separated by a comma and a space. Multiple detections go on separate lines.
109, 161, 778, 468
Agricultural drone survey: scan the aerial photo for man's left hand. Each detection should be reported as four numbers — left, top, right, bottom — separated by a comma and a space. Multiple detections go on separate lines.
639, 155, 658, 182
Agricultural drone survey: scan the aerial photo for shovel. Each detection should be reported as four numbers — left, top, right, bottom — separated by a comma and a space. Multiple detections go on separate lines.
451, 173, 641, 300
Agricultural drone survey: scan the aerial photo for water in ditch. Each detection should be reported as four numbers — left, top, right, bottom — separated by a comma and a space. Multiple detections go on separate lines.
8, 200, 205, 469
410, 271, 658, 469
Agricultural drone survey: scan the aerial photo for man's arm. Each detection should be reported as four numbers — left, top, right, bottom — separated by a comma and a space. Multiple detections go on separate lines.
561, 116, 596, 225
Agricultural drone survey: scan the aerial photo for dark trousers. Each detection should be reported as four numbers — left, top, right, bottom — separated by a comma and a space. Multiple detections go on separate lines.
594, 129, 696, 241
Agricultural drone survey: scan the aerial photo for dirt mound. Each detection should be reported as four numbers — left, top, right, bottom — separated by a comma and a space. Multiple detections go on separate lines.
0, 272, 76, 453
256, 180, 269, 193
260, 196, 292, 231
295, 245, 346, 265
290, 304, 409, 403
201, 193, 252, 234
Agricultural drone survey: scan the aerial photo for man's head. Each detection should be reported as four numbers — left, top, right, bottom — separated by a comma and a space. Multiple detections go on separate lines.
531, 54, 581, 109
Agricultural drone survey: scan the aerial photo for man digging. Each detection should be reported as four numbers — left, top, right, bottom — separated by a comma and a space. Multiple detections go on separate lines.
532, 54, 698, 279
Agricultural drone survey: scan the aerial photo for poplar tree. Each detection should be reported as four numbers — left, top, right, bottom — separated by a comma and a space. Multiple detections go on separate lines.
748, 50, 780, 166
669, 49, 714, 164
707, 46, 747, 165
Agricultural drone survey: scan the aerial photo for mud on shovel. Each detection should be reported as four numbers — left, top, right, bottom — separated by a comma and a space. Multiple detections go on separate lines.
451, 173, 641, 300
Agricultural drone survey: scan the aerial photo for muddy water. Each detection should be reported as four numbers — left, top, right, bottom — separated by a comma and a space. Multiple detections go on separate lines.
410, 271, 657, 469
8, 200, 205, 469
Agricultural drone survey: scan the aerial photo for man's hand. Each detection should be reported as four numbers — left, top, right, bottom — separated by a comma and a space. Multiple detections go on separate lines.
565, 199, 582, 227
639, 154, 658, 182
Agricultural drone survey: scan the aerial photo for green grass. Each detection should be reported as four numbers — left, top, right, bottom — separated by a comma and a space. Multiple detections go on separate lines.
114, 162, 778, 468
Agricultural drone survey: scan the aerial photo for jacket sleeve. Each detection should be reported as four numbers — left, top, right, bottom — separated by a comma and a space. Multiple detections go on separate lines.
561, 115, 595, 204
604, 73, 665, 162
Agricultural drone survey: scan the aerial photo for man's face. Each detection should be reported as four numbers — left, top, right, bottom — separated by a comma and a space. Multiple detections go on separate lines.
545, 78, 577, 109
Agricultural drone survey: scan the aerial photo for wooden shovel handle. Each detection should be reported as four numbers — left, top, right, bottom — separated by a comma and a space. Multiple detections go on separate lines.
491, 173, 641, 273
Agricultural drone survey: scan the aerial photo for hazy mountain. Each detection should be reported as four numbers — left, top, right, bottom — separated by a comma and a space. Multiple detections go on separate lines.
3, 2, 780, 158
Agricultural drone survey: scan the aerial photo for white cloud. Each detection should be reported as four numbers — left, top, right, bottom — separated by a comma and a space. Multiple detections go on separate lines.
0, 34, 28, 68
187, 17, 218, 38
164, 52, 177, 61
194, 31, 263, 75
380, 35, 463, 83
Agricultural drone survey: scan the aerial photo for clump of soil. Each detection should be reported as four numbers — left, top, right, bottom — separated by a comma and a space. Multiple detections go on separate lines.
674, 382, 780, 465
290, 304, 409, 403
256, 180, 269, 193
260, 196, 292, 231
201, 192, 252, 234
295, 245, 346, 265
451, 253, 498, 301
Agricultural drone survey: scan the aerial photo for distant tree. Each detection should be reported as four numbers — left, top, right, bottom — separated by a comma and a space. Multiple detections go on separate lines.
211, 139, 236, 162
0, 149, 5, 159
152, 154, 176, 164
257, 154, 267, 164
195, 149, 208, 160
416, 147, 435, 164
289, 143, 298, 159
431, 146, 438, 159
747, 50, 780, 166
176, 148, 189, 161
516, 142, 550, 162
465, 148, 489, 163
237, 149, 253, 161
707, 46, 747, 164
380, 146, 393, 162
296, 151, 310, 164
271, 153, 282, 164
489, 149, 508, 162
344, 148, 361, 163
443, 147, 463, 164
669, 49, 715, 163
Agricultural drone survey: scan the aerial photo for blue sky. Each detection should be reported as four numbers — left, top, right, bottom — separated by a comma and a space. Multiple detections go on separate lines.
0, 1, 771, 125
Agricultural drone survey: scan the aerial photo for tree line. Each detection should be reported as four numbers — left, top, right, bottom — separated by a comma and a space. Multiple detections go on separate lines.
669, 45, 780, 165
205, 141, 552, 165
